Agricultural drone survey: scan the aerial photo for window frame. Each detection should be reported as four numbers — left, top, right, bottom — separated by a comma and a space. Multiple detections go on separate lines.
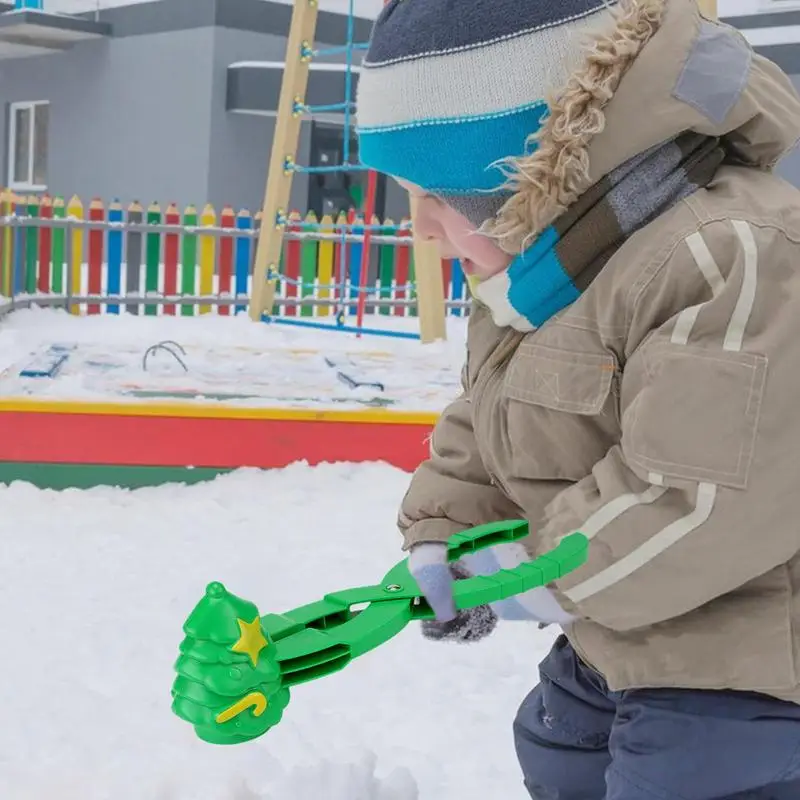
8, 100, 49, 192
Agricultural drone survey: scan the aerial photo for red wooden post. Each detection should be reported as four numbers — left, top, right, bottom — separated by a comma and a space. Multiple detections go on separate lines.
87, 198, 104, 315
284, 210, 302, 317
441, 257, 452, 306
163, 202, 180, 315
394, 218, 411, 317
218, 205, 235, 316
38, 195, 52, 293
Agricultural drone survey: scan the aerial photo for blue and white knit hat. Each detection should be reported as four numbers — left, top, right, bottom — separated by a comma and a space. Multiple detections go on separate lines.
356, 0, 617, 228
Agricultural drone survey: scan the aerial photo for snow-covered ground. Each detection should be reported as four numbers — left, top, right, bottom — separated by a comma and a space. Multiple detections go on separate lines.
0, 308, 555, 798
0, 463, 555, 800
0, 307, 467, 410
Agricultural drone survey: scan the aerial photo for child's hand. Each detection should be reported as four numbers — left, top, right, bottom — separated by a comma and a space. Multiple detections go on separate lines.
408, 539, 577, 636
408, 542, 460, 622
408, 542, 498, 642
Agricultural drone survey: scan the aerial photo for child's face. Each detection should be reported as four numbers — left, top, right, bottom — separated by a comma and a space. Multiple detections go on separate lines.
397, 179, 511, 280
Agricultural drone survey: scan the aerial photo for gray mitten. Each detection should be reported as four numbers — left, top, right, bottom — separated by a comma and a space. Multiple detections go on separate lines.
408, 544, 498, 643
408, 539, 577, 643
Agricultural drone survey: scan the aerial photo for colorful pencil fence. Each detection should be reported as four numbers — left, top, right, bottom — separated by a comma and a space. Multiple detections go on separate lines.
0, 193, 472, 319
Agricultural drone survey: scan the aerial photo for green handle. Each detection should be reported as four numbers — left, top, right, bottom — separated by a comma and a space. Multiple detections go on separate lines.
448, 521, 588, 609
171, 521, 588, 745
446, 519, 531, 561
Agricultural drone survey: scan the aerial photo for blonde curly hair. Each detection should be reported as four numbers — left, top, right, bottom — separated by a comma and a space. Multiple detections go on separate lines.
485, 0, 667, 254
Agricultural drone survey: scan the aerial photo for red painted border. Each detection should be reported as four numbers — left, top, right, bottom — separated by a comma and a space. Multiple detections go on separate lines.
0, 411, 433, 471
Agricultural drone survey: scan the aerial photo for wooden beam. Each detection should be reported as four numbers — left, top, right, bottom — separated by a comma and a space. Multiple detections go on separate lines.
249, 0, 320, 321
409, 195, 447, 343
697, 0, 717, 17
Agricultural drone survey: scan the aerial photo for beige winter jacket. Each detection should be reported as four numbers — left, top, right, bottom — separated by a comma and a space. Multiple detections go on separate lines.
398, 0, 800, 702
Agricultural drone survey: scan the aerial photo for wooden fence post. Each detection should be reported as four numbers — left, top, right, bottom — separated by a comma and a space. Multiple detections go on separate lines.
180, 204, 198, 317
697, 0, 716, 17
163, 202, 180, 315
234, 209, 252, 314
38, 194, 52, 293
409, 195, 446, 343
1, 190, 11, 297
218, 205, 235, 316
25, 195, 39, 294
126, 201, 143, 316
198, 204, 216, 315
317, 213, 334, 316
51, 196, 65, 295
145, 201, 162, 316
88, 198, 105, 314
107, 199, 123, 314
67, 195, 83, 314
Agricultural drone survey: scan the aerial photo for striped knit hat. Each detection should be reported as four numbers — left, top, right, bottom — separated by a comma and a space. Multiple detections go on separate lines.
356, 0, 617, 228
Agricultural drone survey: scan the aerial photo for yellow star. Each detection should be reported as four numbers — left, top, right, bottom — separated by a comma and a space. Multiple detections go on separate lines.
230, 616, 269, 667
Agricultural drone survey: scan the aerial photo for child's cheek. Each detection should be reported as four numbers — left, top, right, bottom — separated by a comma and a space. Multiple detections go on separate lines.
463, 234, 512, 275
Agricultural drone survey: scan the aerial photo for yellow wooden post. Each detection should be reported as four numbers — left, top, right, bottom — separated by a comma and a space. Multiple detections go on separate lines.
67, 195, 83, 314
249, 0, 320, 321
1, 189, 10, 298
199, 203, 216, 314
317, 213, 334, 316
697, 0, 716, 17
409, 195, 447, 343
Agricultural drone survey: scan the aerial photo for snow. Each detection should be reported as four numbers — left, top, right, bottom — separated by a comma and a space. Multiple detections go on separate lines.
0, 308, 554, 798
0, 307, 467, 410
0, 463, 555, 800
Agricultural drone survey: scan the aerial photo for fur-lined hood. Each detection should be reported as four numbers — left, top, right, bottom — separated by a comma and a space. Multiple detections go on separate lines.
490, 0, 800, 254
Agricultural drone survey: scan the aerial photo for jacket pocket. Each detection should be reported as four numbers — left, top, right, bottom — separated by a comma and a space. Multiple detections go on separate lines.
502, 343, 620, 482
625, 343, 767, 489
504, 343, 617, 414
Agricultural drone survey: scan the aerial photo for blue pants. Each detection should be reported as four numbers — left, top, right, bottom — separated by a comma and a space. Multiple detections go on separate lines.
514, 636, 800, 800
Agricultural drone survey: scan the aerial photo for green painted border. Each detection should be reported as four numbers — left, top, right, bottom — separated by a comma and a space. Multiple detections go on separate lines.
0, 462, 233, 490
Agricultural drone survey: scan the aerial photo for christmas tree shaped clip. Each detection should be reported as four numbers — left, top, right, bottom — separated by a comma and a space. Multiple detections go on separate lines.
172, 521, 589, 744
172, 582, 290, 744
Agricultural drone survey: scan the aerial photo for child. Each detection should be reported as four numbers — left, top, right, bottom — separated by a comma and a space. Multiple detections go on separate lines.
355, 0, 800, 798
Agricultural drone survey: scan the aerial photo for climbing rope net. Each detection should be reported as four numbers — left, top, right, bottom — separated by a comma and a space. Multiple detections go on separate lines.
269, 0, 419, 341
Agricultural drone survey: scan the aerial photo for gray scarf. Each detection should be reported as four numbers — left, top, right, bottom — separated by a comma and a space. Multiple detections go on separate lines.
474, 132, 725, 331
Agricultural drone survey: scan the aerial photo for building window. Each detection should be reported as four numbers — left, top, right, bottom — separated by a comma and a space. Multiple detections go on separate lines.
8, 101, 49, 191
307, 121, 386, 219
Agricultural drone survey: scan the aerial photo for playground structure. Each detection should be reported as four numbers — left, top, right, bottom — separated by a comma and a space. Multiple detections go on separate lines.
0, 0, 720, 326
0, 0, 458, 489
0, 0, 720, 490
248, 0, 448, 343
0, 0, 454, 341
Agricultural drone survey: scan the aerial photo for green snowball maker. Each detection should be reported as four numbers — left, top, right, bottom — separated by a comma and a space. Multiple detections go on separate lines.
171, 520, 588, 745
